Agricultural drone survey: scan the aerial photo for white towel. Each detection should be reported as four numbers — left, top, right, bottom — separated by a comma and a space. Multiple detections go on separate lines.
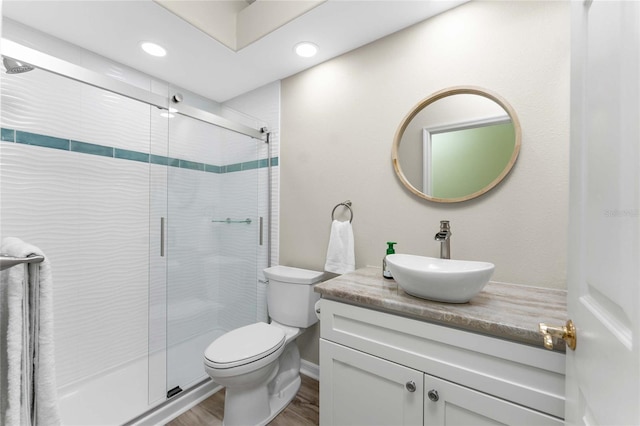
324, 220, 355, 274
0, 237, 60, 426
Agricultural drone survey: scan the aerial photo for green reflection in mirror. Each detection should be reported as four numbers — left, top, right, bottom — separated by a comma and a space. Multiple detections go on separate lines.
430, 121, 515, 198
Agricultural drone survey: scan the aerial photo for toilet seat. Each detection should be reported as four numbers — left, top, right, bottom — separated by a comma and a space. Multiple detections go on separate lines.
204, 322, 286, 370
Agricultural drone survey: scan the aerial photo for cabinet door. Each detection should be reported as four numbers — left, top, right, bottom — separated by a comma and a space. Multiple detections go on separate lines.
320, 339, 423, 425
424, 375, 563, 426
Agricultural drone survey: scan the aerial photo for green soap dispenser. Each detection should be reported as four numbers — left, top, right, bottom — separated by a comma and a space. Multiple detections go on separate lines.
382, 242, 397, 279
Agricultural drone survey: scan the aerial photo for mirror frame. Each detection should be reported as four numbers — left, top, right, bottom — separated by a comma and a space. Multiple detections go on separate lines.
392, 86, 521, 203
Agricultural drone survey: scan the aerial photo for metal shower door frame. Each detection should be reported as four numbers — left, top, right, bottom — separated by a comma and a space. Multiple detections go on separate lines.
1, 39, 265, 141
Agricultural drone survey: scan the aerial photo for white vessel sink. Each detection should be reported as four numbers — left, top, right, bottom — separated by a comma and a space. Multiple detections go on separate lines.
386, 254, 495, 303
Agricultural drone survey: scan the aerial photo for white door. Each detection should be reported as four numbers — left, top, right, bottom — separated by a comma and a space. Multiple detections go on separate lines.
566, 1, 639, 424
319, 340, 423, 426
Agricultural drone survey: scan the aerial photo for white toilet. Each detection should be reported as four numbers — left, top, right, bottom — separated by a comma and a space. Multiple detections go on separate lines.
203, 265, 324, 426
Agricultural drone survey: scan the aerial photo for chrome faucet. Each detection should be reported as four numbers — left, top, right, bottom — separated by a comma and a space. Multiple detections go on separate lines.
434, 220, 452, 259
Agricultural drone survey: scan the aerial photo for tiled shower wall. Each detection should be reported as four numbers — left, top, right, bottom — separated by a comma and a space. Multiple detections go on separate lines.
0, 29, 280, 425
1, 69, 158, 389
222, 80, 282, 323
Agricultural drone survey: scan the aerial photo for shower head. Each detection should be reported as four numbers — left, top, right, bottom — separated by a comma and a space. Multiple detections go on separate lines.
3, 57, 34, 74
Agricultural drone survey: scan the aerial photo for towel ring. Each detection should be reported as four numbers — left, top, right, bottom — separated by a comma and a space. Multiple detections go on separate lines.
331, 200, 353, 223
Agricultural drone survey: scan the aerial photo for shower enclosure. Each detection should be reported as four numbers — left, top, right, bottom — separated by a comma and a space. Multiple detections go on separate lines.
0, 39, 272, 425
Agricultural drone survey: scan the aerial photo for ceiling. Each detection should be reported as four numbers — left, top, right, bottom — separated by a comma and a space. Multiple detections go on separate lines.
2, 0, 466, 103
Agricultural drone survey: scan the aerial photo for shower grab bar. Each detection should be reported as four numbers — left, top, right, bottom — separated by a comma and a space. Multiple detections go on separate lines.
0, 254, 45, 271
211, 218, 252, 224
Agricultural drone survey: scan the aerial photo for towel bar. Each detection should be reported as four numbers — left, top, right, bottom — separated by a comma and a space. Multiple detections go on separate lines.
0, 254, 45, 271
211, 218, 252, 224
331, 200, 353, 223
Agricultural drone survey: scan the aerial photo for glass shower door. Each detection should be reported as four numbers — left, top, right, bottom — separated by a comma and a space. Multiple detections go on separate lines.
165, 112, 262, 393
1, 62, 165, 423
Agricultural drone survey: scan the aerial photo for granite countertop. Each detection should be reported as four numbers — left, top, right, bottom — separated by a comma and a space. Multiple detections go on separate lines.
314, 267, 568, 352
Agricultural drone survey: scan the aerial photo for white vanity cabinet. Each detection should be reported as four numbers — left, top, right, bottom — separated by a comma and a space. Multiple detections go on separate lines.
319, 299, 565, 426
321, 340, 423, 425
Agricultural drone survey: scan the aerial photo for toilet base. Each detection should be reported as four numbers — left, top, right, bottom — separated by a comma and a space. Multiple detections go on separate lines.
217, 341, 303, 426
221, 375, 301, 426
264, 375, 302, 425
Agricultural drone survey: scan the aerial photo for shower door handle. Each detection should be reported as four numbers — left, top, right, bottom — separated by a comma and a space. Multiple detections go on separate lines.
259, 216, 264, 246
160, 217, 166, 257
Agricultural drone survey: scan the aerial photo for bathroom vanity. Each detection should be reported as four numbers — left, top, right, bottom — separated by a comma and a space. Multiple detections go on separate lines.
315, 267, 567, 425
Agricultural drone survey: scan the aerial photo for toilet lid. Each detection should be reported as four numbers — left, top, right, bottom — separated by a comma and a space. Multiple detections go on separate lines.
204, 322, 286, 369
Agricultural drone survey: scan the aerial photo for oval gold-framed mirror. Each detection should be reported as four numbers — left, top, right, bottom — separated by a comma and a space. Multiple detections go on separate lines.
392, 86, 521, 203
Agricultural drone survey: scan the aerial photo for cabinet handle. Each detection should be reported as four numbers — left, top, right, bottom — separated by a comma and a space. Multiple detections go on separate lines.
427, 389, 439, 402
405, 381, 416, 393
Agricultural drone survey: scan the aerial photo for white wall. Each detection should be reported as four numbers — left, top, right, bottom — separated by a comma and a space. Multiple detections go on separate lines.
281, 1, 570, 363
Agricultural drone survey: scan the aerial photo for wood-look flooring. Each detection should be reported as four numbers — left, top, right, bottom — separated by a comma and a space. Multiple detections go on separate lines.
166, 374, 319, 426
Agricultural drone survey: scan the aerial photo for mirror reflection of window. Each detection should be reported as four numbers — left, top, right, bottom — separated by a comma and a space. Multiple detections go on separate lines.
425, 119, 516, 198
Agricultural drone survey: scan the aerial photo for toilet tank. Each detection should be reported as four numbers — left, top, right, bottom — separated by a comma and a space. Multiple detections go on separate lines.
264, 265, 324, 328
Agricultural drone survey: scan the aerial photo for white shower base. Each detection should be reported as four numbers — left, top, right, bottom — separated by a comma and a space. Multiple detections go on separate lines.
167, 327, 225, 391
57, 328, 227, 426
58, 356, 150, 426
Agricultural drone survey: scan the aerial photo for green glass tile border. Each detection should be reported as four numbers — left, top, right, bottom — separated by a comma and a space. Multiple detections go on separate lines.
242, 160, 260, 171
180, 160, 204, 171
115, 148, 149, 163
70, 140, 114, 158
1, 128, 15, 142
150, 154, 169, 166
16, 130, 69, 150
151, 155, 180, 167
0, 127, 278, 174
224, 163, 242, 173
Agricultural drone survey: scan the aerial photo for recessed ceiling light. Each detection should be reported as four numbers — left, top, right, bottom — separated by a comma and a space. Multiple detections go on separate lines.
294, 42, 318, 58
140, 41, 167, 57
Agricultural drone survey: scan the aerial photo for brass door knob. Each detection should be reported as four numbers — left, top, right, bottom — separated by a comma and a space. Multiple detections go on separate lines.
538, 319, 577, 351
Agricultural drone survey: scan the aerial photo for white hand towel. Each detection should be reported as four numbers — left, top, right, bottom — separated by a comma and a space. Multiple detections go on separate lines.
324, 220, 355, 274
0, 237, 60, 426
